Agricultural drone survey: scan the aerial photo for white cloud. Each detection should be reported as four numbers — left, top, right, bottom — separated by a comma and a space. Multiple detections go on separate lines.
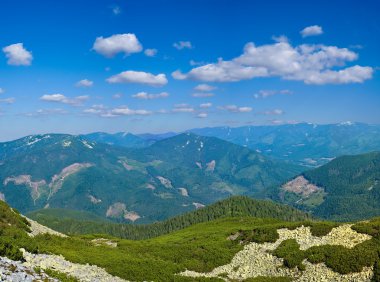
107, 70, 168, 86
172, 41, 373, 84
2, 43, 33, 66
132, 91, 169, 100
111, 107, 152, 116
40, 94, 89, 106
197, 113, 208, 118
192, 92, 215, 98
0, 88, 4, 94
144, 48, 157, 57
218, 105, 252, 113
264, 109, 284, 115
0, 98, 15, 104
194, 84, 216, 92
93, 33, 142, 57
254, 89, 292, 99
199, 103, 212, 108
84, 104, 152, 117
301, 25, 323, 37
76, 79, 93, 87
173, 41, 193, 50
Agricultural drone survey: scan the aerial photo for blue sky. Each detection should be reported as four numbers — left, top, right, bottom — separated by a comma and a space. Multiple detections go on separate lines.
0, 0, 379, 141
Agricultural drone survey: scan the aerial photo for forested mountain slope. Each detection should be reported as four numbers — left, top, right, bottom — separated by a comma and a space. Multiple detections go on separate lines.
273, 151, 380, 221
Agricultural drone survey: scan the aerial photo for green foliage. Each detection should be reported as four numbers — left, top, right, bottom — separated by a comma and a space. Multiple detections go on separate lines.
239, 225, 280, 243
303, 151, 380, 221
353, 217, 380, 238
274, 151, 380, 222
44, 268, 79, 282
273, 239, 305, 270
28, 196, 312, 240
1, 197, 380, 281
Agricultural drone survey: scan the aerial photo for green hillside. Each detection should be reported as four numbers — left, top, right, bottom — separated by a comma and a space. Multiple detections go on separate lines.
27, 196, 312, 239
273, 151, 380, 221
2, 199, 380, 281
0, 133, 302, 223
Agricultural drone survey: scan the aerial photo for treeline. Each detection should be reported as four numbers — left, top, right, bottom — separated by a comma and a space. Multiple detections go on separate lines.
28, 196, 312, 240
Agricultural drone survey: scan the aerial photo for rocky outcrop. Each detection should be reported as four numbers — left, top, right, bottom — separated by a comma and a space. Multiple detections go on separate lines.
156, 176, 173, 188
0, 256, 59, 282
49, 163, 93, 197
25, 217, 67, 238
21, 249, 128, 282
180, 224, 373, 281
4, 175, 47, 201
106, 202, 140, 222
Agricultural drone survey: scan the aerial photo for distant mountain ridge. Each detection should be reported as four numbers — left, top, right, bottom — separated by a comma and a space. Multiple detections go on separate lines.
79, 122, 380, 167
0, 133, 300, 223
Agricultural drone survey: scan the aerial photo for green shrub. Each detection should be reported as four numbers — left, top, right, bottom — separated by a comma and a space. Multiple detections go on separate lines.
272, 239, 305, 269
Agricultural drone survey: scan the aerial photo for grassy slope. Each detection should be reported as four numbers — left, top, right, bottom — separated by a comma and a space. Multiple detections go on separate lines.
1, 198, 380, 281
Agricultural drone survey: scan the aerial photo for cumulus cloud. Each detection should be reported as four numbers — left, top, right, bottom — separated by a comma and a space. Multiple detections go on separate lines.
199, 103, 212, 108
218, 105, 252, 113
254, 89, 293, 99
194, 84, 216, 92
172, 41, 373, 85
301, 25, 323, 37
93, 33, 142, 57
2, 43, 33, 66
132, 91, 169, 100
0, 88, 4, 94
144, 48, 157, 57
76, 79, 93, 87
192, 92, 215, 98
84, 104, 152, 117
107, 70, 168, 86
173, 41, 193, 50
40, 94, 89, 106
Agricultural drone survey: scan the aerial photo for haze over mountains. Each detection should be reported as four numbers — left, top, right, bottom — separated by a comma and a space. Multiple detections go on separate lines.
83, 122, 380, 167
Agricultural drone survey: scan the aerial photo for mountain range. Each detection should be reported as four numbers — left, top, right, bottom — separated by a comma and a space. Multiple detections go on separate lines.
1, 123, 380, 224
82, 122, 380, 167
0, 132, 301, 223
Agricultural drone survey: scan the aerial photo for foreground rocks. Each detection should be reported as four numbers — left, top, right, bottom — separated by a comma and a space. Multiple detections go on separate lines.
21, 249, 128, 282
0, 256, 58, 282
180, 224, 373, 281
25, 217, 67, 238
